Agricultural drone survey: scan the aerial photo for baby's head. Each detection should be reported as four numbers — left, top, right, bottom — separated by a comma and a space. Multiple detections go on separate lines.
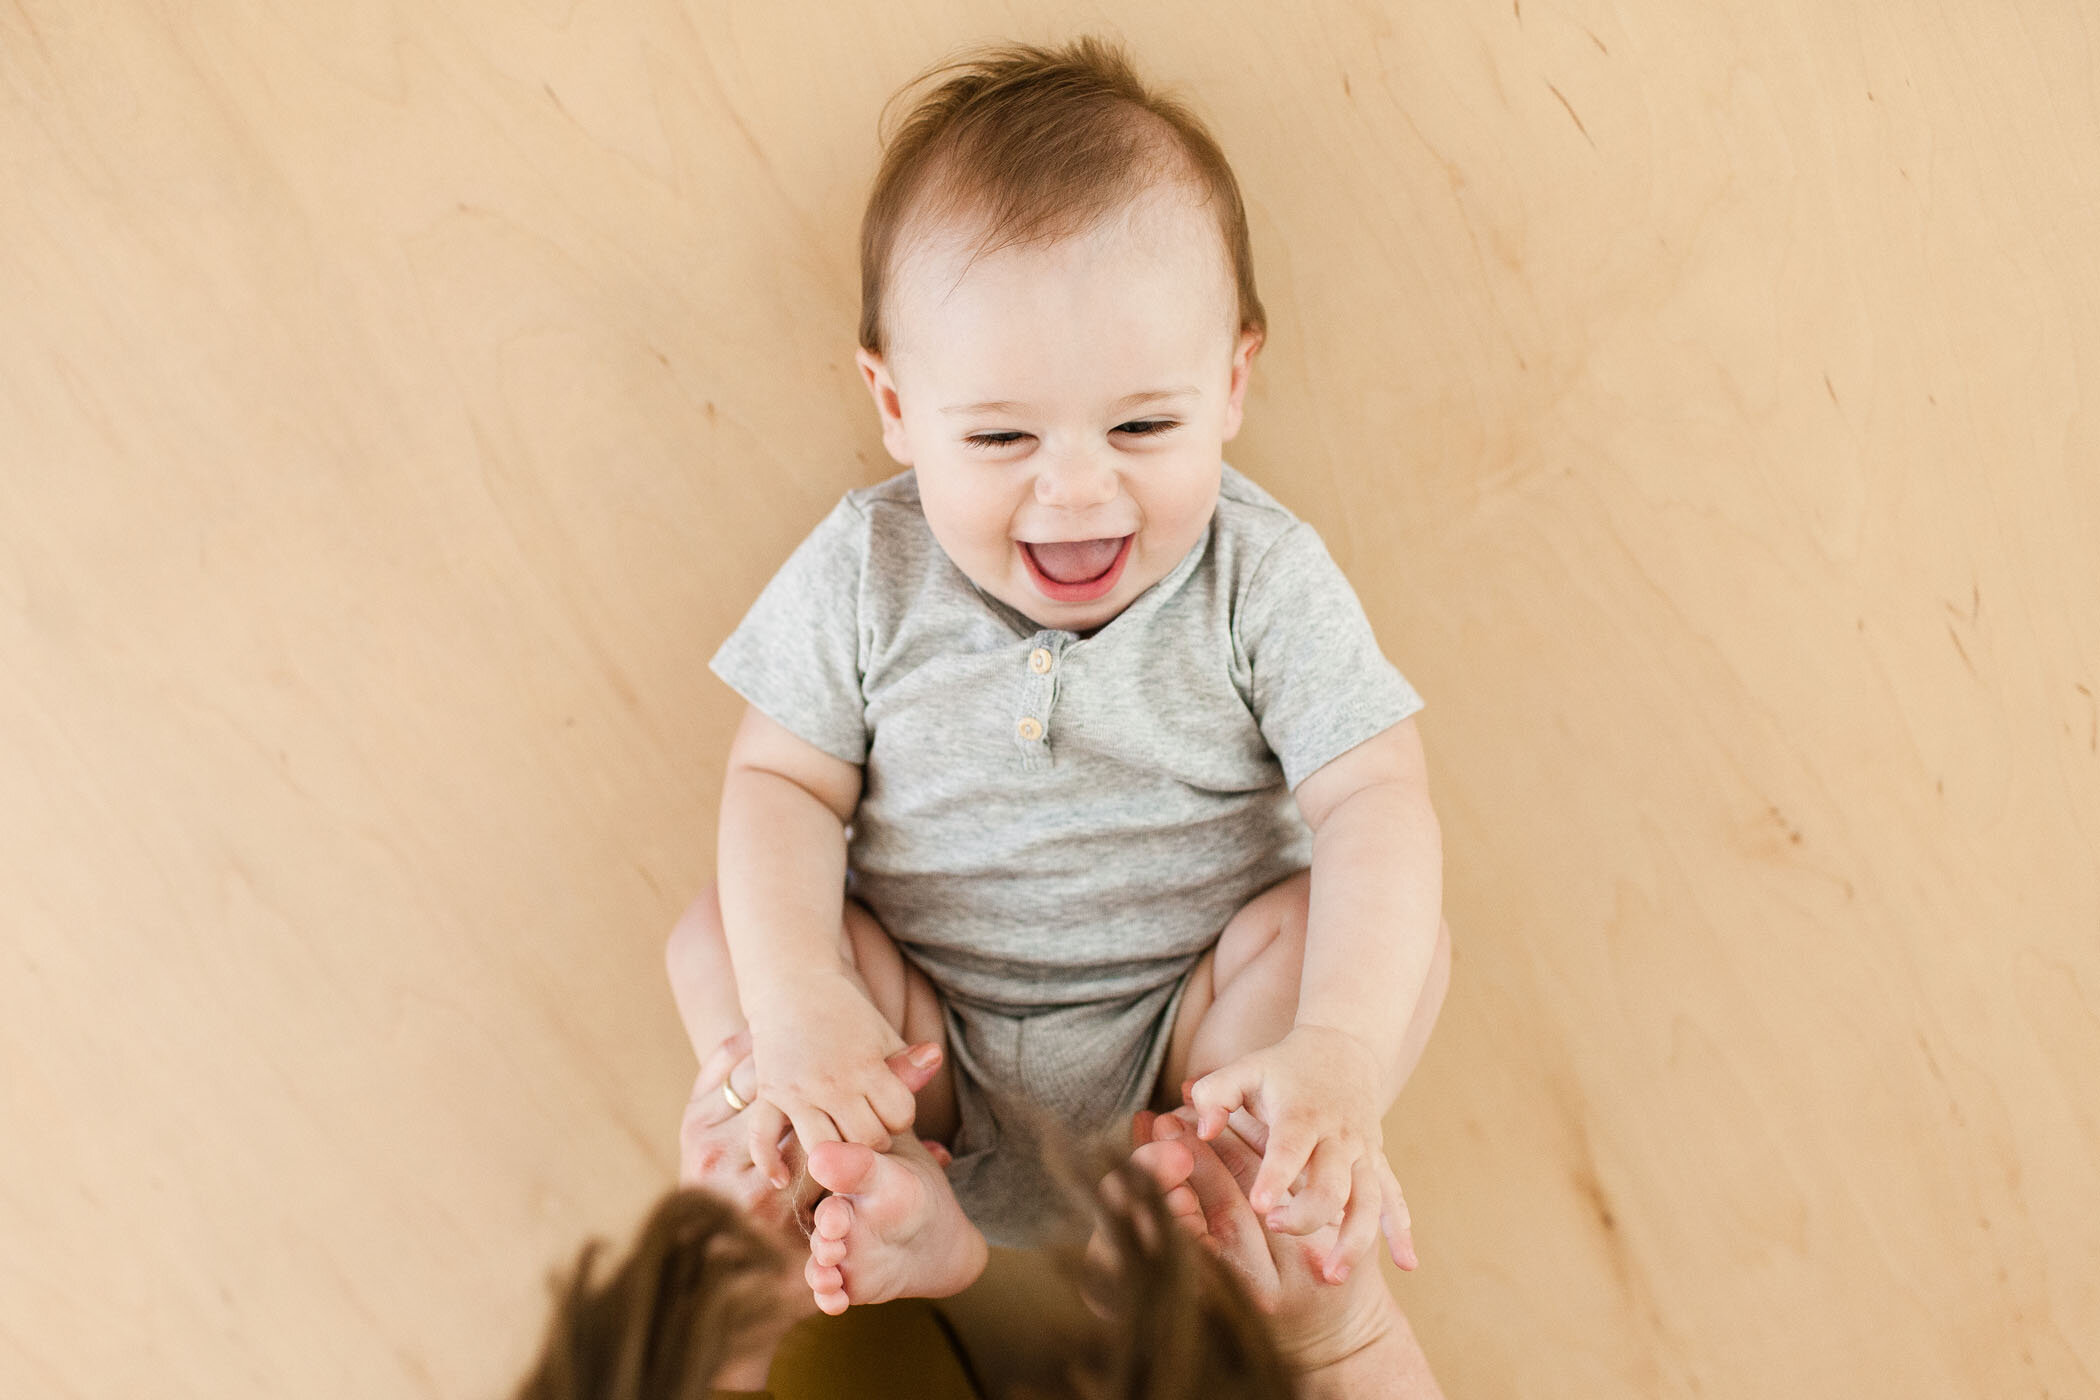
854, 36, 1267, 634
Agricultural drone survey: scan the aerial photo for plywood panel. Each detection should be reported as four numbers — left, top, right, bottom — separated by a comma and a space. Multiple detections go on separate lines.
3, 2, 2094, 1396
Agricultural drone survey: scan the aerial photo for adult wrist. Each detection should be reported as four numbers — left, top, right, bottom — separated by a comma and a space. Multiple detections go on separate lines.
1280, 1286, 1399, 1374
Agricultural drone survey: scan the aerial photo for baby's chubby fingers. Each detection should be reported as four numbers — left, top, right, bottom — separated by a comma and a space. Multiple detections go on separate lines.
745, 1100, 798, 1190
866, 1054, 922, 1137
826, 1097, 894, 1154
1184, 1061, 1258, 1142
801, 1041, 948, 1153
1321, 1156, 1383, 1283
1178, 1104, 1270, 1171
1266, 1136, 1352, 1235
747, 1043, 942, 1190
1376, 1154, 1418, 1271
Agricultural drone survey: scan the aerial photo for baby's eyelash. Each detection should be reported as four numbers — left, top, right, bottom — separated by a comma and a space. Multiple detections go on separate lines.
963, 420, 1180, 451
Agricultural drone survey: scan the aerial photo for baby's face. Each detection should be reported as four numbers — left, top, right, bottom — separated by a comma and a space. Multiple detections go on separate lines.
856, 186, 1261, 635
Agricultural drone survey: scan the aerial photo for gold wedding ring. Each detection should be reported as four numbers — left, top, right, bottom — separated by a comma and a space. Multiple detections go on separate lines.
721, 1078, 749, 1113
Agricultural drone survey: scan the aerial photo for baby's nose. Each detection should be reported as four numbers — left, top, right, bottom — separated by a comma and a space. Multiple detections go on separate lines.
1034, 450, 1118, 509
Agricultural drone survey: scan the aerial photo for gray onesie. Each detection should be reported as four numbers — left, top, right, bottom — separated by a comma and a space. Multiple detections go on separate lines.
709, 461, 1424, 1244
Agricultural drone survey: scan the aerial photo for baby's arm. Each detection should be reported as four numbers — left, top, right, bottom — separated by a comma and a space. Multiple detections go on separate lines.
1188, 716, 1442, 1271
713, 704, 916, 1185
1290, 714, 1442, 1101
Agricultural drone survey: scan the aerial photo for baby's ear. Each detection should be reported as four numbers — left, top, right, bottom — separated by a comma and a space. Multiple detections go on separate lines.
1220, 327, 1263, 442
854, 346, 914, 465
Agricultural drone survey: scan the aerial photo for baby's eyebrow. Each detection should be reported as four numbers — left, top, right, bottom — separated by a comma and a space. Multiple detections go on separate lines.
941, 386, 1199, 416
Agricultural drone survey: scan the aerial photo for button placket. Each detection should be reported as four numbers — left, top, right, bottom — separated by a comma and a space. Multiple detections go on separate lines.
1012, 630, 1068, 770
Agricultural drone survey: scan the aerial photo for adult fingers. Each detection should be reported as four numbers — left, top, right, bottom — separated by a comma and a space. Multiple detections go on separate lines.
1323, 1156, 1382, 1283
1129, 1138, 1197, 1199
1156, 1118, 1278, 1309
1200, 1112, 1267, 1193
690, 1032, 760, 1131
1268, 1136, 1351, 1235
1156, 1121, 1245, 1244
1376, 1154, 1418, 1271
1185, 1062, 1257, 1142
884, 1042, 945, 1100
1125, 1138, 1205, 1239
684, 1067, 736, 1131
745, 1100, 795, 1190
726, 1055, 757, 1109
1248, 1119, 1318, 1217
676, 1115, 723, 1188
697, 1028, 752, 1093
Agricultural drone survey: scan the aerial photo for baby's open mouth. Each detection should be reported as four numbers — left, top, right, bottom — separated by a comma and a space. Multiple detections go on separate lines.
1023, 537, 1127, 584
1019, 535, 1135, 604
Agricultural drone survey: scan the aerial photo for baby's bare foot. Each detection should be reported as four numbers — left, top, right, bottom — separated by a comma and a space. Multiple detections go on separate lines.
802, 1138, 987, 1315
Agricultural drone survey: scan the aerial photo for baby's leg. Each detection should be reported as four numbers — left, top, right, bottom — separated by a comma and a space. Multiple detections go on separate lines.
667, 882, 986, 1313
665, 880, 957, 1234
1154, 868, 1452, 1113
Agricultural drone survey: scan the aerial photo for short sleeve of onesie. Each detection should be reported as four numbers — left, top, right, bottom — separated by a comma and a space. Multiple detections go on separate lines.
708, 496, 869, 766
1235, 520, 1425, 790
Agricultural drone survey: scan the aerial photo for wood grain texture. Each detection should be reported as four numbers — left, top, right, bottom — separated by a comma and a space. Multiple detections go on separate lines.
3, 2, 2094, 1396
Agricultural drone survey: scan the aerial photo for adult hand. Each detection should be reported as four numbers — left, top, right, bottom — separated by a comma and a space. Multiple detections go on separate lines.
684, 1027, 759, 1133
1131, 1109, 1399, 1372
1183, 1025, 1416, 1278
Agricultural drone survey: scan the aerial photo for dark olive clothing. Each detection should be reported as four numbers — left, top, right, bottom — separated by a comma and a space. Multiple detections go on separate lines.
713, 1298, 982, 1399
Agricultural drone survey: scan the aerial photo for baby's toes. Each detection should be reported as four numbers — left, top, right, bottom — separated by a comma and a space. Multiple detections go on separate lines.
814, 1194, 855, 1243
805, 1256, 849, 1315
810, 1227, 849, 1268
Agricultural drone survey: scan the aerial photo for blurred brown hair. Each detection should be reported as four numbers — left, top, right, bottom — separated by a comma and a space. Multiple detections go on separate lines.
513, 1157, 1291, 1400
513, 1190, 787, 1400
858, 34, 1267, 358
1053, 1155, 1294, 1400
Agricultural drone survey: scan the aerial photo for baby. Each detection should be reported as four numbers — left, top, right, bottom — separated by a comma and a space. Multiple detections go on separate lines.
666, 36, 1450, 1314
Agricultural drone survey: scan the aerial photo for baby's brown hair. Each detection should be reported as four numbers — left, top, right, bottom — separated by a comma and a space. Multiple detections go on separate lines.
858, 35, 1267, 358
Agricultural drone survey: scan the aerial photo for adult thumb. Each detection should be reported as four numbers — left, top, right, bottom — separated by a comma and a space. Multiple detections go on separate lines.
884, 1041, 944, 1096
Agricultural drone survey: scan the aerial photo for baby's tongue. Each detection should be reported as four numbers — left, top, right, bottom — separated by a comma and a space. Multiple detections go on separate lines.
1028, 537, 1123, 584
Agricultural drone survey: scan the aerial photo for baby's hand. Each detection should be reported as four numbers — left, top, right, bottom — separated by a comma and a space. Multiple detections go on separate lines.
743, 976, 918, 1189
1184, 1024, 1416, 1280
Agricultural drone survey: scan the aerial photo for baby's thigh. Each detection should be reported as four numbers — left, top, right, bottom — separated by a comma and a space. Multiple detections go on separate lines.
1154, 869, 1313, 1107
841, 897, 959, 1142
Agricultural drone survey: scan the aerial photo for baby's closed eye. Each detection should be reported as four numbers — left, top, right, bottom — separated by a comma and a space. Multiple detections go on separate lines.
962, 419, 1180, 451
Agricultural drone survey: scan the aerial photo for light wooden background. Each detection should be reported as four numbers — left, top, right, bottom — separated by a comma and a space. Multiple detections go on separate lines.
5, 3, 2096, 1396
